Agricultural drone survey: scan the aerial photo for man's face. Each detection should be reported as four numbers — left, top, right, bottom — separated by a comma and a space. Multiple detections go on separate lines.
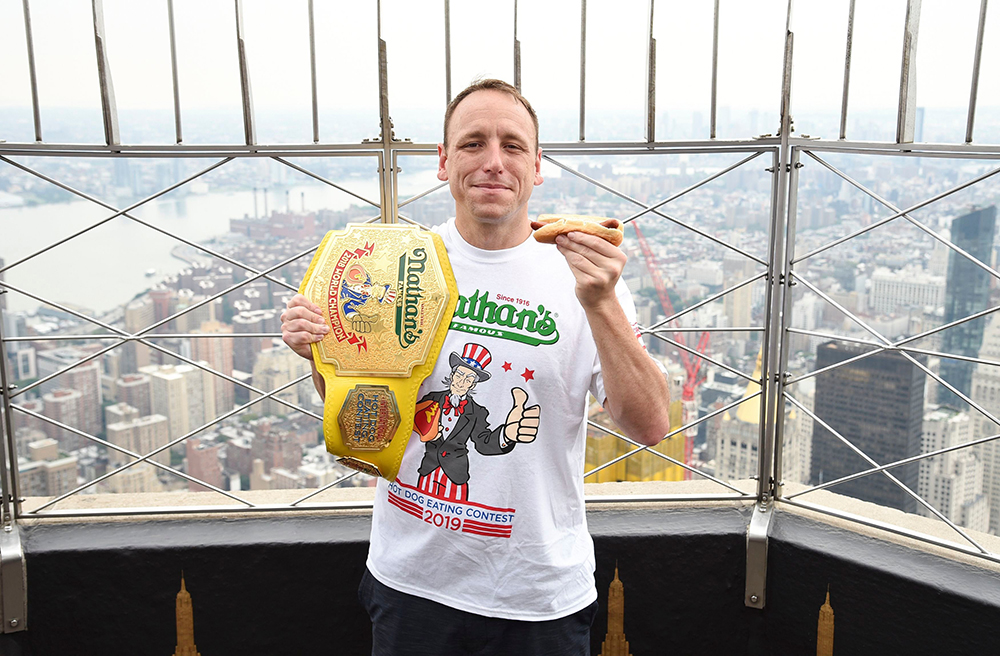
449, 366, 478, 397
438, 90, 543, 229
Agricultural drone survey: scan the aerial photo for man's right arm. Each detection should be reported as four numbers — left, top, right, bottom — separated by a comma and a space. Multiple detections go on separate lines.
280, 293, 329, 398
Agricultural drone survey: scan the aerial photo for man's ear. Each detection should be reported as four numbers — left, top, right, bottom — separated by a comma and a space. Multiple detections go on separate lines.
437, 143, 449, 182
533, 147, 544, 186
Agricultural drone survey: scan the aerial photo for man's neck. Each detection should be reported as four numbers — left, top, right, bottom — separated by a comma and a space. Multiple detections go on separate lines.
454, 214, 532, 251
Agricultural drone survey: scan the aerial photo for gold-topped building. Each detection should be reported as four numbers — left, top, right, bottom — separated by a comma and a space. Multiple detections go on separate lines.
599, 565, 633, 656
817, 588, 834, 656
173, 574, 201, 656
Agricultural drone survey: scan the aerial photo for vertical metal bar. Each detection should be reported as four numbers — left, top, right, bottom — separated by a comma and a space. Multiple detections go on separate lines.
21, 0, 42, 142
579, 0, 587, 142
444, 0, 452, 104
376, 151, 388, 224
391, 151, 400, 224
839, 0, 856, 140
758, 4, 795, 504
91, 0, 120, 147
710, 0, 720, 139
235, 0, 256, 146
308, 0, 319, 144
645, 0, 656, 143
514, 0, 521, 92
772, 146, 800, 497
375, 0, 395, 224
966, 0, 989, 144
896, 0, 922, 144
167, 0, 183, 144
0, 308, 19, 523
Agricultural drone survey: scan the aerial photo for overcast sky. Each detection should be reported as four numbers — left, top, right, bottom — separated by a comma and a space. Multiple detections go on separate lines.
0, 0, 997, 120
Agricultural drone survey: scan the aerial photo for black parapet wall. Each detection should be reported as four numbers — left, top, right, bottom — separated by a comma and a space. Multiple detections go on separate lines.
4, 514, 375, 656
0, 506, 999, 655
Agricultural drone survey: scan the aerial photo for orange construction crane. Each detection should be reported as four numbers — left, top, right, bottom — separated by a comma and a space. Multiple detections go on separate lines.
631, 222, 710, 477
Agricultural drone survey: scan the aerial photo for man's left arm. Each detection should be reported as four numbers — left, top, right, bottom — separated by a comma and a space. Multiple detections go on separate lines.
555, 231, 672, 446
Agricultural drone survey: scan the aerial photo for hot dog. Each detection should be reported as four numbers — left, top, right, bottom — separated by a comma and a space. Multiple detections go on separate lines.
530, 214, 624, 247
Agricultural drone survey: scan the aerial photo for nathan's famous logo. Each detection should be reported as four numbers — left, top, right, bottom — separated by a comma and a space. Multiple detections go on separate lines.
327, 242, 396, 352
449, 290, 559, 346
395, 247, 428, 349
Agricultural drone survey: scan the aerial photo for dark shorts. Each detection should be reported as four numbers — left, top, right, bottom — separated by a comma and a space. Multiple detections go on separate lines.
359, 568, 598, 656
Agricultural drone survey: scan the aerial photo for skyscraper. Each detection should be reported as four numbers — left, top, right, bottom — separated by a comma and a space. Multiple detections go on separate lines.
599, 566, 632, 656
41, 388, 86, 450
172, 575, 201, 656
939, 206, 997, 408
186, 435, 224, 492
919, 406, 989, 531
141, 364, 213, 439
232, 309, 278, 374
106, 414, 170, 467
116, 373, 152, 416
35, 348, 103, 437
969, 314, 1000, 533
192, 321, 235, 417
250, 346, 310, 417
810, 341, 926, 513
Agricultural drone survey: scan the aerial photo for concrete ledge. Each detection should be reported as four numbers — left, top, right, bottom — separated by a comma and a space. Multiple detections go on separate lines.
20, 478, 1000, 572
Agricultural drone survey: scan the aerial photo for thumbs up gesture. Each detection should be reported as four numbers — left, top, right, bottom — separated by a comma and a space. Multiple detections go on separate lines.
503, 387, 541, 443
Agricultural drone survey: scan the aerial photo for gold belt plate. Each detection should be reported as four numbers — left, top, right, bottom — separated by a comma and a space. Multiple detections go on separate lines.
302, 224, 452, 377
299, 223, 457, 481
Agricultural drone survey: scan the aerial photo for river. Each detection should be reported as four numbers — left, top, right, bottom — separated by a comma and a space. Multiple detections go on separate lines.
0, 171, 441, 316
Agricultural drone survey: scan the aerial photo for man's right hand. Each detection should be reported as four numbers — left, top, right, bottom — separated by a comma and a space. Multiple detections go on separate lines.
280, 294, 329, 360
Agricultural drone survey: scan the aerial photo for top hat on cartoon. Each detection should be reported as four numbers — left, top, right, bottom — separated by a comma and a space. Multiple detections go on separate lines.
449, 343, 492, 381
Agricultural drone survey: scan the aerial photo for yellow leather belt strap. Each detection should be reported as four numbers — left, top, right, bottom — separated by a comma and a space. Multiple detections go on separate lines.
299, 224, 457, 481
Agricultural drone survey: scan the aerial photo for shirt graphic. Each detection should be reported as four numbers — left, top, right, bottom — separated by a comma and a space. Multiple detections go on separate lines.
387, 341, 541, 538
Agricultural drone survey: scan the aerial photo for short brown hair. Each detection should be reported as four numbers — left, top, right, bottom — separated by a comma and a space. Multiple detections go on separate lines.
443, 79, 539, 151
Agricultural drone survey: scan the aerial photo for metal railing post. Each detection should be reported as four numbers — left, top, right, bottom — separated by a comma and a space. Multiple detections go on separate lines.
772, 146, 801, 499
235, 0, 257, 146
839, 0, 856, 140
167, 0, 183, 144
92, 0, 120, 147
0, 308, 21, 523
308, 0, 319, 144
710, 0, 719, 139
513, 0, 521, 92
747, 0, 795, 612
579, 0, 587, 142
896, 0, 922, 144
444, 0, 452, 104
645, 0, 656, 144
21, 0, 42, 143
966, 0, 989, 144
758, 3, 795, 507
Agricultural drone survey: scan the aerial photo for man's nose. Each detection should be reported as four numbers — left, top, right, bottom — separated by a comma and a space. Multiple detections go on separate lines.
482, 142, 504, 173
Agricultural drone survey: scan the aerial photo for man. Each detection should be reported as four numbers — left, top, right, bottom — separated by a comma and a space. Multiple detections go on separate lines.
281, 79, 671, 655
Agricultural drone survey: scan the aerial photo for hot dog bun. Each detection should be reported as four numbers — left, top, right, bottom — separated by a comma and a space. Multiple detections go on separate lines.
530, 214, 624, 247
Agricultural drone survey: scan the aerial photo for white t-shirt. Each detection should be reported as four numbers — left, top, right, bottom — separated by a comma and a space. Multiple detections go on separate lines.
366, 218, 640, 621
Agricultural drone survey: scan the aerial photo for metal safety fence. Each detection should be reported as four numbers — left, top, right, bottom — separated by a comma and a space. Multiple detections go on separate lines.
0, 0, 999, 584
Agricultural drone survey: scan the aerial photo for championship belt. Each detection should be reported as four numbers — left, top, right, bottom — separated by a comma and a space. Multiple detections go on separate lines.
299, 224, 457, 481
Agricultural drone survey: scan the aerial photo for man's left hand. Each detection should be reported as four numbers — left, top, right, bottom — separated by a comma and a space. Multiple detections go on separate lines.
555, 230, 627, 310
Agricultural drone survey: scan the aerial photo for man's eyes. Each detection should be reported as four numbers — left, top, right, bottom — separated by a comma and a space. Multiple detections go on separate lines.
459, 141, 526, 151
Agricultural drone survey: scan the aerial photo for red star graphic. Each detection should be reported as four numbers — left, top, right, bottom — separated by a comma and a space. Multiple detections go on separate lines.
521, 368, 535, 382
502, 361, 512, 372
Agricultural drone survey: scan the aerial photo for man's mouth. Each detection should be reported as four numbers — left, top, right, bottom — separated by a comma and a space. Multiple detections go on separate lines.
473, 183, 509, 191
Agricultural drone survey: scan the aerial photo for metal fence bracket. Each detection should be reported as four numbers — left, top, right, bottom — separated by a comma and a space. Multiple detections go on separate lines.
0, 525, 26, 632
745, 499, 773, 609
